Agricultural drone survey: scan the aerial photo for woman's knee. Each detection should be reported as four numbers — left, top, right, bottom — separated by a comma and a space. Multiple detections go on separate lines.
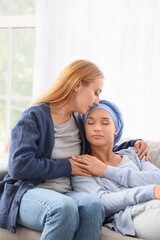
47, 195, 79, 227
76, 193, 105, 221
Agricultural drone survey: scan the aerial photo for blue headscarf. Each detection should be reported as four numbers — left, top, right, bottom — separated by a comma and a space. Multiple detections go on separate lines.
84, 99, 124, 146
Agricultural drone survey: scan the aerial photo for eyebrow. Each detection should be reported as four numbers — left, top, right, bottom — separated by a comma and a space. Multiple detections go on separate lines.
87, 117, 110, 120
101, 117, 110, 120
87, 117, 94, 119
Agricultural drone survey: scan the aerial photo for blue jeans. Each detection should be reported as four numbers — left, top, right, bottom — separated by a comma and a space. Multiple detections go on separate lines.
17, 188, 105, 240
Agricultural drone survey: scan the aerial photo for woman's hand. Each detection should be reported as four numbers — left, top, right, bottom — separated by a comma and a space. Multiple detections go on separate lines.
134, 140, 151, 161
70, 155, 107, 178
69, 157, 92, 177
154, 185, 160, 199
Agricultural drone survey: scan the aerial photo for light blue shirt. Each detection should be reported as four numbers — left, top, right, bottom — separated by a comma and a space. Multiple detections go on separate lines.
71, 147, 160, 236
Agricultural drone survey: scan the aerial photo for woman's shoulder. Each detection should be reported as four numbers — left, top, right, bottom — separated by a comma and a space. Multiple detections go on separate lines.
21, 103, 50, 118
12, 103, 51, 129
12, 103, 52, 132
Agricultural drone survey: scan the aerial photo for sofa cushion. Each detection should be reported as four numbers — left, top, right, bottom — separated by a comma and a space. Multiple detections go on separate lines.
148, 141, 160, 168
0, 225, 41, 240
0, 225, 141, 240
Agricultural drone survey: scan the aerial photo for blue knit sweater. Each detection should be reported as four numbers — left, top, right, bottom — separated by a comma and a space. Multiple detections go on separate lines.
0, 103, 136, 233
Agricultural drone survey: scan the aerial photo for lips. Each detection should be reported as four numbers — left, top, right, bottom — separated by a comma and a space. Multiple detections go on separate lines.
92, 135, 103, 139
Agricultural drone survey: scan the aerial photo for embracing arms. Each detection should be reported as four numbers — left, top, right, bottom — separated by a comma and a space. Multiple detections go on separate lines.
8, 112, 72, 180
105, 147, 160, 187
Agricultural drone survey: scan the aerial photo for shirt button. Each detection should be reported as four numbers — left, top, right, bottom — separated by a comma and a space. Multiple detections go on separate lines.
27, 183, 33, 187
10, 225, 15, 231
14, 200, 19, 206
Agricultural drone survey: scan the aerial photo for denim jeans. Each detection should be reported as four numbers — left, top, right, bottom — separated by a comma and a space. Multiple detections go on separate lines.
17, 188, 105, 240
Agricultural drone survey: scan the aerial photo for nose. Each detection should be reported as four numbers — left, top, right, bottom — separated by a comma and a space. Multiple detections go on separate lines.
94, 122, 101, 131
93, 96, 99, 106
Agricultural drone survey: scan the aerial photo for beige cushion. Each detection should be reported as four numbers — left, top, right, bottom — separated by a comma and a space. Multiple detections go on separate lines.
0, 225, 141, 240
0, 225, 41, 240
148, 140, 160, 168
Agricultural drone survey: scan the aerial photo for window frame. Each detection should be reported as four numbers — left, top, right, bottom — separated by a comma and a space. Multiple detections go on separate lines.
0, 11, 36, 159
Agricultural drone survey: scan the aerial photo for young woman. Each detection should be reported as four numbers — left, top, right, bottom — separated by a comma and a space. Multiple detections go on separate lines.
0, 60, 149, 240
71, 99, 160, 240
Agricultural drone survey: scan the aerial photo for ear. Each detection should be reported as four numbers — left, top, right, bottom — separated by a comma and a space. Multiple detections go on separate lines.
74, 82, 81, 92
114, 129, 117, 135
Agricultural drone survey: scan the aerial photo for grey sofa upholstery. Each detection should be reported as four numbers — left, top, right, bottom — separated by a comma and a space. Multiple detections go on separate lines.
1, 140, 160, 240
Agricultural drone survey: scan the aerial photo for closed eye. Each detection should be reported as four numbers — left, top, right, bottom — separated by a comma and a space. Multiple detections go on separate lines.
87, 121, 94, 125
102, 122, 109, 125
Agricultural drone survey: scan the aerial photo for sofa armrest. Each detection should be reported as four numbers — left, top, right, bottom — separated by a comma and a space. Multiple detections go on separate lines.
148, 140, 160, 168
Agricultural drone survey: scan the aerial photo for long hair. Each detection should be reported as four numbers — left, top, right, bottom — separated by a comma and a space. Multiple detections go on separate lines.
31, 59, 104, 107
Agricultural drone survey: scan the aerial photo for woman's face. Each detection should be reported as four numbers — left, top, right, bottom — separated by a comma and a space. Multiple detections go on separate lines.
85, 109, 117, 147
73, 78, 104, 114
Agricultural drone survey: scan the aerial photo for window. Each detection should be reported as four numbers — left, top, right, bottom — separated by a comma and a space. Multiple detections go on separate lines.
0, 0, 36, 164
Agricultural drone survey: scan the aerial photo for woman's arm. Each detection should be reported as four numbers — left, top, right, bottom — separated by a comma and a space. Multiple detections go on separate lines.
71, 176, 155, 217
105, 149, 160, 187
114, 140, 150, 161
8, 114, 92, 180
8, 115, 71, 180
105, 164, 160, 188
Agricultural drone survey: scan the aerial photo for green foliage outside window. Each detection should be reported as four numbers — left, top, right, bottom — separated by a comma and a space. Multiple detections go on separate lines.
0, 0, 35, 164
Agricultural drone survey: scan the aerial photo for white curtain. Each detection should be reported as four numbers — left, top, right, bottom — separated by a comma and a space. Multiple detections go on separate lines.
33, 0, 160, 141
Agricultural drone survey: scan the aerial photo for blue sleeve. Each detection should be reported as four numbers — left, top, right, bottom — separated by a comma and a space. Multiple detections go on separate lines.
105, 149, 160, 188
71, 176, 155, 217
113, 139, 138, 152
8, 115, 71, 180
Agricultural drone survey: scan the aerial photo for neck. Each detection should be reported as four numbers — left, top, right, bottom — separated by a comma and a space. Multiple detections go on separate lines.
91, 144, 121, 165
50, 103, 73, 124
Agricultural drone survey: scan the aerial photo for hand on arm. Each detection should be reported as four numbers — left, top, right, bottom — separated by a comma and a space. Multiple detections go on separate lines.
9, 115, 71, 180
134, 140, 151, 161
69, 157, 92, 177
70, 154, 107, 177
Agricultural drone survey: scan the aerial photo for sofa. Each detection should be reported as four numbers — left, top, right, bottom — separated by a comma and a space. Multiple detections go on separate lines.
0, 140, 160, 240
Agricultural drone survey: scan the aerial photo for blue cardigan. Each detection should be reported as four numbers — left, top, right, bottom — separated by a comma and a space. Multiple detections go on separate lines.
0, 103, 136, 233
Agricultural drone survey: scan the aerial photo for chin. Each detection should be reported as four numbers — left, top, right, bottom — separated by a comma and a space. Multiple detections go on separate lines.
90, 141, 104, 146
79, 109, 88, 115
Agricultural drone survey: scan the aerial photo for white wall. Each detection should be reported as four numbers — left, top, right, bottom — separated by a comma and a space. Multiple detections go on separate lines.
33, 0, 160, 141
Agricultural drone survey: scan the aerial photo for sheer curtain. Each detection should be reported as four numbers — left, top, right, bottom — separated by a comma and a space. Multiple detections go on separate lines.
33, 0, 160, 141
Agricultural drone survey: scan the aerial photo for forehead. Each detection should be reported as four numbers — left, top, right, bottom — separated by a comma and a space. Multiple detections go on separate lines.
87, 108, 112, 119
88, 78, 104, 90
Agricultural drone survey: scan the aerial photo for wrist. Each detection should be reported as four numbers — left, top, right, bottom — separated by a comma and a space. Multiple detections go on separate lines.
102, 164, 108, 178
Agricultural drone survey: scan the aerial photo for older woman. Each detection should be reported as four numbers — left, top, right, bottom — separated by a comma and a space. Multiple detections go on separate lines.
72, 100, 160, 240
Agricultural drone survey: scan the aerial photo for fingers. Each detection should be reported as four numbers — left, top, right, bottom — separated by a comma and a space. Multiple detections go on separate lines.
135, 143, 146, 156
74, 161, 89, 170
135, 141, 150, 160
134, 141, 140, 152
72, 155, 90, 165
137, 147, 148, 159
145, 152, 151, 162
69, 158, 92, 177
